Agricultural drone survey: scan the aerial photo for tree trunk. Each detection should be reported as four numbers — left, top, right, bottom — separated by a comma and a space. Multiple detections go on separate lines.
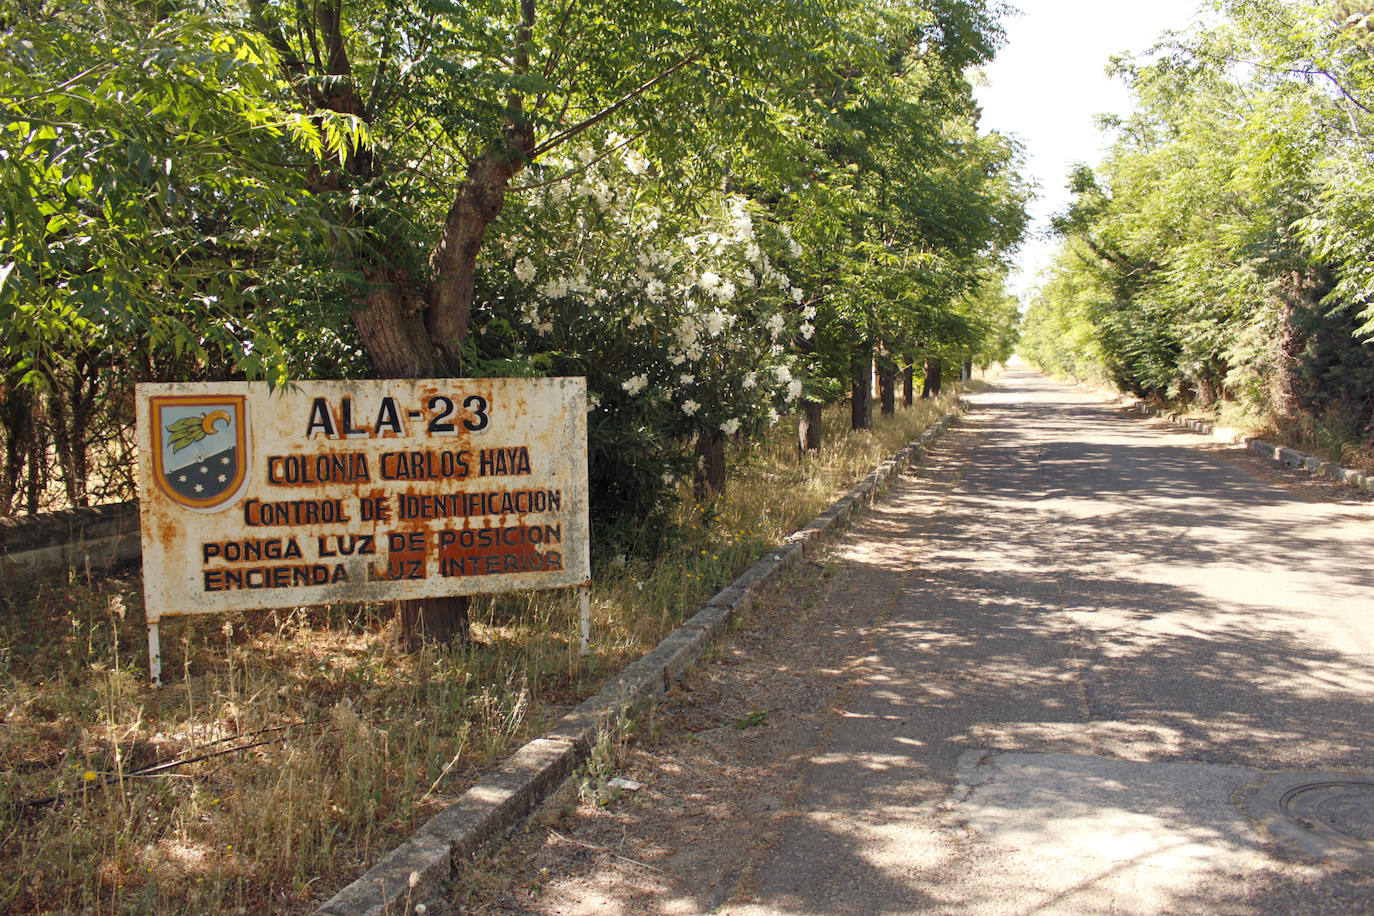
851, 352, 873, 430
362, 144, 531, 646
426, 146, 529, 370
693, 432, 726, 499
922, 357, 943, 399
352, 275, 441, 379
1, 383, 32, 516
878, 361, 896, 416
962, 359, 973, 385
798, 399, 823, 458
399, 596, 470, 650
903, 357, 915, 407
25, 403, 43, 514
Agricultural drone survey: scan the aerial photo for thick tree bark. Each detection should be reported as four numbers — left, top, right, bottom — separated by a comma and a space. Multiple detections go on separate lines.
693, 432, 726, 499
400, 596, 470, 649
798, 399, 823, 458
351, 277, 441, 379
922, 357, 943, 399
851, 352, 873, 430
426, 145, 530, 370
878, 361, 896, 416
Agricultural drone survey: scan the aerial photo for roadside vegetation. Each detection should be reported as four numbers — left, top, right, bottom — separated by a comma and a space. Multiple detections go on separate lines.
2, 0, 1020, 909
1020, 0, 1374, 473
0, 393, 958, 914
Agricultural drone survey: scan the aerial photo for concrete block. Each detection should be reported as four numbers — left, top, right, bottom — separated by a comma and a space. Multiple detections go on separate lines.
770, 542, 803, 573
682, 602, 734, 639
543, 692, 622, 751
783, 527, 819, 553
704, 585, 751, 616
656, 626, 709, 684
599, 650, 673, 702
417, 737, 580, 859
732, 554, 784, 593
1277, 447, 1305, 467
315, 834, 451, 916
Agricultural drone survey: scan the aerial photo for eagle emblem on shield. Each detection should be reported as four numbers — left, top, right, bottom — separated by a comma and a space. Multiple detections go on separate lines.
150, 395, 250, 510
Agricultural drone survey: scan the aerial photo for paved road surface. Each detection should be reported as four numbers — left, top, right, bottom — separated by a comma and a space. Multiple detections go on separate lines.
458, 368, 1374, 914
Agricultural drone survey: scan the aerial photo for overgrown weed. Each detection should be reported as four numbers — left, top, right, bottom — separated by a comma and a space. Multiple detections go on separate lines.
0, 393, 958, 914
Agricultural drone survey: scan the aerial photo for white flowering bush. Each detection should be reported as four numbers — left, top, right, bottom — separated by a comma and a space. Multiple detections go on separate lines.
466, 136, 813, 552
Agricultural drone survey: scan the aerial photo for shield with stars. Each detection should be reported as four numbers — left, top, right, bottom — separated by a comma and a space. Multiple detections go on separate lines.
150, 395, 250, 510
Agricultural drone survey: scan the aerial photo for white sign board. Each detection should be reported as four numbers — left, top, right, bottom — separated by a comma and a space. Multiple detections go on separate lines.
135, 378, 590, 624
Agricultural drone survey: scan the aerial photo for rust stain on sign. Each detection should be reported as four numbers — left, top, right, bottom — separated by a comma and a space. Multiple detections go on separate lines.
135, 378, 590, 622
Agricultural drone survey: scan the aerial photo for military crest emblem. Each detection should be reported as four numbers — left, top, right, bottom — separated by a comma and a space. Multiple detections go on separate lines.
150, 395, 250, 510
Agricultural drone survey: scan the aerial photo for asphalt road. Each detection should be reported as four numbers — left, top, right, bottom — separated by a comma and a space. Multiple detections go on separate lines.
459, 367, 1374, 915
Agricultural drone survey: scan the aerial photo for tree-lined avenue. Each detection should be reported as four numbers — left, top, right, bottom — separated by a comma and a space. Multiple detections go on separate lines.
462, 366, 1374, 914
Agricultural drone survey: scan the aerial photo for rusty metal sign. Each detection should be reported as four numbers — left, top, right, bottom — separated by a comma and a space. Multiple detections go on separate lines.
135, 378, 590, 625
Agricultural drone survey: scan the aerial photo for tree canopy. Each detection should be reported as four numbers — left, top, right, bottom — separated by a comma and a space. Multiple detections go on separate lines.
1022, 0, 1374, 455
1, 0, 1028, 531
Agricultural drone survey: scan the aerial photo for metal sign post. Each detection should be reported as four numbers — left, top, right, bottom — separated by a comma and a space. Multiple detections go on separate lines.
148, 621, 162, 686
579, 583, 591, 656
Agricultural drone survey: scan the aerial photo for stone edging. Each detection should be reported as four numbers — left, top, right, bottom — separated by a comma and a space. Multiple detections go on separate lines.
314, 405, 965, 916
0, 500, 141, 579
1129, 403, 1373, 494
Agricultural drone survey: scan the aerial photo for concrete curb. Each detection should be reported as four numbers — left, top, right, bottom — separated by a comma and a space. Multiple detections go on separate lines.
1129, 402, 1373, 495
0, 499, 141, 579
315, 406, 964, 916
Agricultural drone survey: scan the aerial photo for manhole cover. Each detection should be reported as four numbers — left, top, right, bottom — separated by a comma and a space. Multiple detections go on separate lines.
1239, 771, 1374, 866
1280, 781, 1374, 844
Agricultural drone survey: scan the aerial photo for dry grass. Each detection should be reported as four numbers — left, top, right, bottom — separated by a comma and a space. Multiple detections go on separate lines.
0, 392, 959, 915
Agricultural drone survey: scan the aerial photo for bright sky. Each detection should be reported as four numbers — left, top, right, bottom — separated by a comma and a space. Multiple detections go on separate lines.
975, 0, 1210, 301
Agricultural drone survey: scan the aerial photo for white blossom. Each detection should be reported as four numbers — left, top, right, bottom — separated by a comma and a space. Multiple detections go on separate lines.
720, 417, 741, 436
800, 321, 815, 340
743, 371, 757, 389
774, 365, 793, 384
802, 305, 817, 320
682, 399, 700, 416
766, 313, 786, 338
704, 309, 727, 336
787, 379, 803, 401
622, 374, 648, 395
792, 287, 804, 303
676, 318, 700, 346
679, 373, 695, 385
514, 257, 536, 283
